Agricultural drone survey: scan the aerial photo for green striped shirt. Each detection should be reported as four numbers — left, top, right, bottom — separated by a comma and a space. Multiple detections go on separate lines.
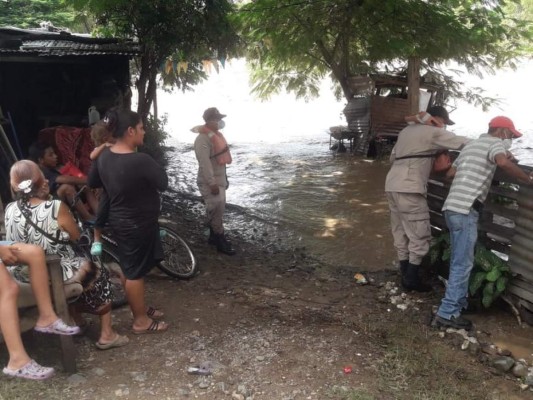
443, 134, 506, 214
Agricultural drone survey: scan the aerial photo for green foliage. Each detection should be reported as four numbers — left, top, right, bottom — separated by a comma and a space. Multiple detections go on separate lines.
471, 245, 512, 307
0, 0, 82, 30
430, 233, 512, 308
234, 0, 532, 104
429, 232, 450, 265
139, 114, 169, 167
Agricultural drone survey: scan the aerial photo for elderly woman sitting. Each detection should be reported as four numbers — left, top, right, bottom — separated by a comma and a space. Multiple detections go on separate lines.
0, 241, 80, 380
5, 160, 128, 351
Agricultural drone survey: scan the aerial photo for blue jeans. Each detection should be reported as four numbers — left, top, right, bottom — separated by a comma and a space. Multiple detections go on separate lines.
437, 209, 478, 320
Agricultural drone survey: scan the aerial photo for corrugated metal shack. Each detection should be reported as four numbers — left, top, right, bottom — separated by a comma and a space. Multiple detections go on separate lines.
337, 74, 443, 157
0, 26, 141, 203
428, 162, 533, 326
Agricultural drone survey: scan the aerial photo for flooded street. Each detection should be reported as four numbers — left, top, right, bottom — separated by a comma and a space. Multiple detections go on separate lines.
165, 135, 396, 270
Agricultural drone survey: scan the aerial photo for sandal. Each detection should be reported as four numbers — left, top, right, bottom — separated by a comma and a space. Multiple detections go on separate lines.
95, 334, 129, 350
146, 306, 164, 320
132, 320, 168, 335
3, 360, 55, 380
90, 241, 103, 256
34, 318, 81, 335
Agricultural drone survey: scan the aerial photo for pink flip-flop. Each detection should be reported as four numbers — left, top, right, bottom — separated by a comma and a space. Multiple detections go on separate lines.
34, 318, 81, 335
3, 360, 55, 380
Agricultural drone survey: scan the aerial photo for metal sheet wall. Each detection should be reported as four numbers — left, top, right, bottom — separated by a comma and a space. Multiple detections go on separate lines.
427, 164, 533, 322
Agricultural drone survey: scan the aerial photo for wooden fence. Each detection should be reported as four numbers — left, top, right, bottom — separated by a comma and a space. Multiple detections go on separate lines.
427, 160, 533, 324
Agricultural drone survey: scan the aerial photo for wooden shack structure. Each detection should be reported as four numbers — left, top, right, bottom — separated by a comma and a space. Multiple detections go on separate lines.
428, 162, 533, 326
0, 26, 140, 203
337, 74, 443, 156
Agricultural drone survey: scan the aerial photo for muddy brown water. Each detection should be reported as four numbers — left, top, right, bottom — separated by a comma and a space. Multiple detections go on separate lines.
165, 138, 396, 270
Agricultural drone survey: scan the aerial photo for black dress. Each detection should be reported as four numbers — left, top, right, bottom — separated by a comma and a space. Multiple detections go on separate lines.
88, 148, 168, 280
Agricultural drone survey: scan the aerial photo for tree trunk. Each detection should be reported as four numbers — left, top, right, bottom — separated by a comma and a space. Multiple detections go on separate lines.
136, 57, 149, 117
407, 56, 421, 114
153, 91, 158, 120
136, 52, 158, 122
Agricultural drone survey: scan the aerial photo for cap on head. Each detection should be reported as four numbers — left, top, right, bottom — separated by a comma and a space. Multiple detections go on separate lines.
203, 107, 227, 122
489, 116, 522, 138
427, 105, 455, 125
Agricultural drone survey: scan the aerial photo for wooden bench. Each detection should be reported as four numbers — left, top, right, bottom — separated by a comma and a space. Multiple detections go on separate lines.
1, 198, 79, 372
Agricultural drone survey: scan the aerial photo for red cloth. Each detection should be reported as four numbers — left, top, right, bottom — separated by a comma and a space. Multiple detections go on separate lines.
38, 126, 95, 174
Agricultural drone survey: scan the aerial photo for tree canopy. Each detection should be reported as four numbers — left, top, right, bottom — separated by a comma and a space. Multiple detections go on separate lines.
0, 0, 88, 31
66, 0, 239, 118
235, 0, 533, 107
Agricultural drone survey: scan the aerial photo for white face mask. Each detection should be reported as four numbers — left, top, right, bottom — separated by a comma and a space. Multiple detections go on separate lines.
502, 139, 512, 150
502, 131, 512, 150
217, 120, 225, 130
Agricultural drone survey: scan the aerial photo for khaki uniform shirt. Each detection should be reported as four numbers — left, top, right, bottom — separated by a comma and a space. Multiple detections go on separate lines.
194, 133, 228, 188
385, 124, 468, 195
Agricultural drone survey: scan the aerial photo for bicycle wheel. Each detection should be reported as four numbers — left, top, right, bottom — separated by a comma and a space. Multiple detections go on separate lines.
157, 224, 198, 279
99, 247, 128, 308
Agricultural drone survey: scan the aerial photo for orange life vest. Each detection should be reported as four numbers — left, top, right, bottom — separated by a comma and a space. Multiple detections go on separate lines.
192, 126, 232, 165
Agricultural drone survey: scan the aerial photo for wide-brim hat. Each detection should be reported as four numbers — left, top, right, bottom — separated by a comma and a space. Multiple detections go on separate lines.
489, 116, 522, 138
203, 107, 226, 122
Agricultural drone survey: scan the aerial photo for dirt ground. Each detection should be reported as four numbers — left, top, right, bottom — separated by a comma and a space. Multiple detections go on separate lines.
1, 197, 533, 400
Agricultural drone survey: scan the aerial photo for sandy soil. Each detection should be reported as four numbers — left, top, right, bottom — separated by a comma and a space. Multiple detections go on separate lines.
1, 199, 533, 400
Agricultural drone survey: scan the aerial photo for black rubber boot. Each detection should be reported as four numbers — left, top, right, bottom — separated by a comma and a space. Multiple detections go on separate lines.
402, 263, 432, 292
216, 234, 236, 256
399, 259, 409, 277
208, 227, 217, 245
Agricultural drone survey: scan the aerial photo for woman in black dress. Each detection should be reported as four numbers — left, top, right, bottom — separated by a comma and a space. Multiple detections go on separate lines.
88, 109, 168, 334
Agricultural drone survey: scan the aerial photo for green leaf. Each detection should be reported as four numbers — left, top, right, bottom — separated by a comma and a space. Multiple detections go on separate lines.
499, 264, 511, 273
475, 247, 494, 271
482, 292, 495, 308
483, 281, 495, 296
486, 268, 502, 282
469, 271, 487, 295
495, 276, 508, 293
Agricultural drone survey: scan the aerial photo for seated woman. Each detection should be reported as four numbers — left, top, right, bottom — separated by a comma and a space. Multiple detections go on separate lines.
5, 160, 128, 351
0, 242, 80, 380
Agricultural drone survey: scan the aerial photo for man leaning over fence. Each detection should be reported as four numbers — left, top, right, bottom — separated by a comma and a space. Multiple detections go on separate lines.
385, 106, 469, 293
433, 116, 533, 330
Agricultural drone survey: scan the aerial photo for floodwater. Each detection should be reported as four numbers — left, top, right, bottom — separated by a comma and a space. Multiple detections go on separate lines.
164, 128, 533, 270
165, 135, 396, 269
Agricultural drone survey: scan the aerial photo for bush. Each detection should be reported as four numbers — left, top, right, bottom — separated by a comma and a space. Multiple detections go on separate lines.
429, 233, 512, 308
139, 114, 170, 166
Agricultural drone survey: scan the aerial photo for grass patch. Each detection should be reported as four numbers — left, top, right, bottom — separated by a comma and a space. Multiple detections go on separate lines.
327, 385, 377, 400
372, 317, 495, 400
0, 379, 65, 400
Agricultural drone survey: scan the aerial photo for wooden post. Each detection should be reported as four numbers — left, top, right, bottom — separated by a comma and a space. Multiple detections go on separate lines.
407, 56, 421, 114
47, 255, 77, 373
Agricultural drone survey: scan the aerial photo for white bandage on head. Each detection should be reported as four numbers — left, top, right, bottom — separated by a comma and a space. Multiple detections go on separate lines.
416, 112, 432, 124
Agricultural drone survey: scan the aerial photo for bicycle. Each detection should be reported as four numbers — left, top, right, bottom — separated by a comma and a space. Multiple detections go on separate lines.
97, 219, 198, 280
79, 219, 198, 307
72, 188, 198, 282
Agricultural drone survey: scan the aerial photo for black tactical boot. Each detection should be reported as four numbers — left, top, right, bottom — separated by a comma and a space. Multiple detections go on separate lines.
216, 234, 236, 256
399, 259, 409, 277
208, 227, 217, 245
402, 263, 432, 292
